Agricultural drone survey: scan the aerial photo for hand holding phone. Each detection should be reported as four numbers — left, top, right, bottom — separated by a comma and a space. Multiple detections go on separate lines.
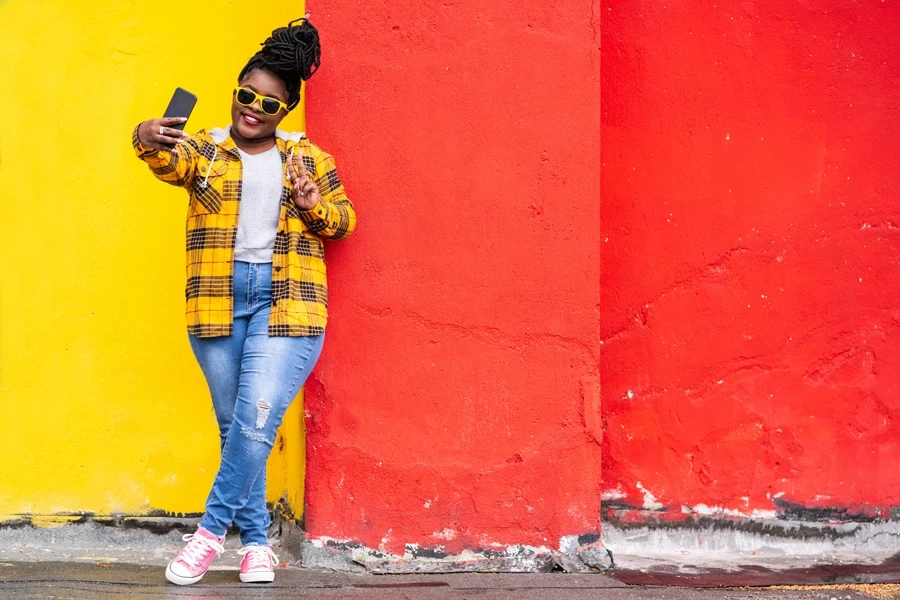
163, 88, 197, 129
136, 87, 197, 151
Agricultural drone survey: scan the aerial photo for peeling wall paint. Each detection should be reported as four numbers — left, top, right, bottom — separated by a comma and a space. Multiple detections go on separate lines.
601, 1, 900, 518
302, 0, 602, 555
0, 1, 307, 521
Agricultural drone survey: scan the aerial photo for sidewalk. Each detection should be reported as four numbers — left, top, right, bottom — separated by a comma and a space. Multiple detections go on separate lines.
2, 562, 899, 600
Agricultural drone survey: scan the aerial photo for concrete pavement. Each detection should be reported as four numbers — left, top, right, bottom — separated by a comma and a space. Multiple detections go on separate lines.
0, 562, 895, 600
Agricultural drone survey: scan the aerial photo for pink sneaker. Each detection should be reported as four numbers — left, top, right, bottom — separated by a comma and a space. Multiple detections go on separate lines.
238, 545, 278, 583
165, 528, 225, 585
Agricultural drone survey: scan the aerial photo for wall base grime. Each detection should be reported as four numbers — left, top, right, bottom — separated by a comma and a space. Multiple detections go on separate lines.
298, 537, 614, 574
0, 513, 202, 535
604, 509, 900, 576
0, 496, 298, 538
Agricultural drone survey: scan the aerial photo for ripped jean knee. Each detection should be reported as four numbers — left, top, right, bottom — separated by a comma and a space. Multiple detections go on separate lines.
254, 398, 271, 429
236, 397, 275, 444
240, 427, 270, 443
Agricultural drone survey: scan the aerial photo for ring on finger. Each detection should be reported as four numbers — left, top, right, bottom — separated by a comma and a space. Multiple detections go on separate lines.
159, 126, 165, 135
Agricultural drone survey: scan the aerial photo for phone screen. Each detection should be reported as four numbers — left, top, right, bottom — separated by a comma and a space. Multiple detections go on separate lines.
163, 87, 198, 131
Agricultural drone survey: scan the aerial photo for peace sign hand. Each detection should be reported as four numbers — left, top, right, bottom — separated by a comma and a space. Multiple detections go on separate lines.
287, 149, 320, 211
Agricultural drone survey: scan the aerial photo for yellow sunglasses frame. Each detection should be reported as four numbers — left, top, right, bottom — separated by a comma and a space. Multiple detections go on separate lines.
233, 87, 290, 116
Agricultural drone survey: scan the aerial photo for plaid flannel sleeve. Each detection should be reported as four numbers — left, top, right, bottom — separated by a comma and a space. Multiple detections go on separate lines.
298, 151, 357, 240
132, 124, 199, 188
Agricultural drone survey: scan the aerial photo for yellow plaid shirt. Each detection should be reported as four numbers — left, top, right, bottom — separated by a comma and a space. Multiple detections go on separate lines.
133, 125, 356, 337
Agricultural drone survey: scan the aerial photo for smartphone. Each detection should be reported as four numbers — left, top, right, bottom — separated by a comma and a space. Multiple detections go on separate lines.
163, 87, 197, 130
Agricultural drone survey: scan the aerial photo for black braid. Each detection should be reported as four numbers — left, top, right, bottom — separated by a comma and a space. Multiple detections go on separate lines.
238, 17, 321, 110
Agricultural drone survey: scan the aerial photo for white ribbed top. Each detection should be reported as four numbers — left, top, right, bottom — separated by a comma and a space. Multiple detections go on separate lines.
235, 146, 283, 263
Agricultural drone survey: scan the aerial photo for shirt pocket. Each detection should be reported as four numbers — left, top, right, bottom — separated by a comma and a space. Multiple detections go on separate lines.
189, 159, 229, 214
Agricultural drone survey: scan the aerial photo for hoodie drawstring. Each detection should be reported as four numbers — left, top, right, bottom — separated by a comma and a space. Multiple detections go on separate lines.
200, 146, 219, 189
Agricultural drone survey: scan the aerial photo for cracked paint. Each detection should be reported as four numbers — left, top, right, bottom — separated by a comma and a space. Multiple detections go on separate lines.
636, 482, 663, 511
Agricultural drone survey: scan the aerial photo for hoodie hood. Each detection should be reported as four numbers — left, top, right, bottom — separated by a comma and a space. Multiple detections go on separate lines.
208, 125, 305, 145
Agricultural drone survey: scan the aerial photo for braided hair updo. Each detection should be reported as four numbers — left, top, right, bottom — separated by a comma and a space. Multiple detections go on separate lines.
238, 17, 321, 111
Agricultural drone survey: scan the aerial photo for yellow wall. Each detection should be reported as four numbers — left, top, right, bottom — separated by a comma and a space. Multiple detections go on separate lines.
0, 0, 307, 523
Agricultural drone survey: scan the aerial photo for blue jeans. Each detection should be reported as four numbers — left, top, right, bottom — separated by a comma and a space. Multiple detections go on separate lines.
189, 262, 325, 545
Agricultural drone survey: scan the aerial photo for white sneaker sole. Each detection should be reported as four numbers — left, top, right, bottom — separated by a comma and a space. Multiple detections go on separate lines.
165, 562, 204, 586
240, 570, 275, 583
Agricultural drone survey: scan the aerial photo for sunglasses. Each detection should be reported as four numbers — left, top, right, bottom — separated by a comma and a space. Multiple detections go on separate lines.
233, 87, 290, 116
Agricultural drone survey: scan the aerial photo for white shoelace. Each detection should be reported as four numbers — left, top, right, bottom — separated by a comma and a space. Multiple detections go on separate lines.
177, 533, 225, 569
238, 545, 278, 571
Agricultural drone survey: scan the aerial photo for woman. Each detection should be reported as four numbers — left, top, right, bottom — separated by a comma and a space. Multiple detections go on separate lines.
132, 18, 356, 586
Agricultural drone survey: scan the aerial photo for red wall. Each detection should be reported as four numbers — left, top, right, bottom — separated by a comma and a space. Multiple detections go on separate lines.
304, 1, 601, 553
602, 1, 900, 518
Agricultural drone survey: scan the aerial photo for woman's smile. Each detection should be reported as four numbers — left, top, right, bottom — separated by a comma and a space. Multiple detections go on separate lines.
241, 111, 264, 127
